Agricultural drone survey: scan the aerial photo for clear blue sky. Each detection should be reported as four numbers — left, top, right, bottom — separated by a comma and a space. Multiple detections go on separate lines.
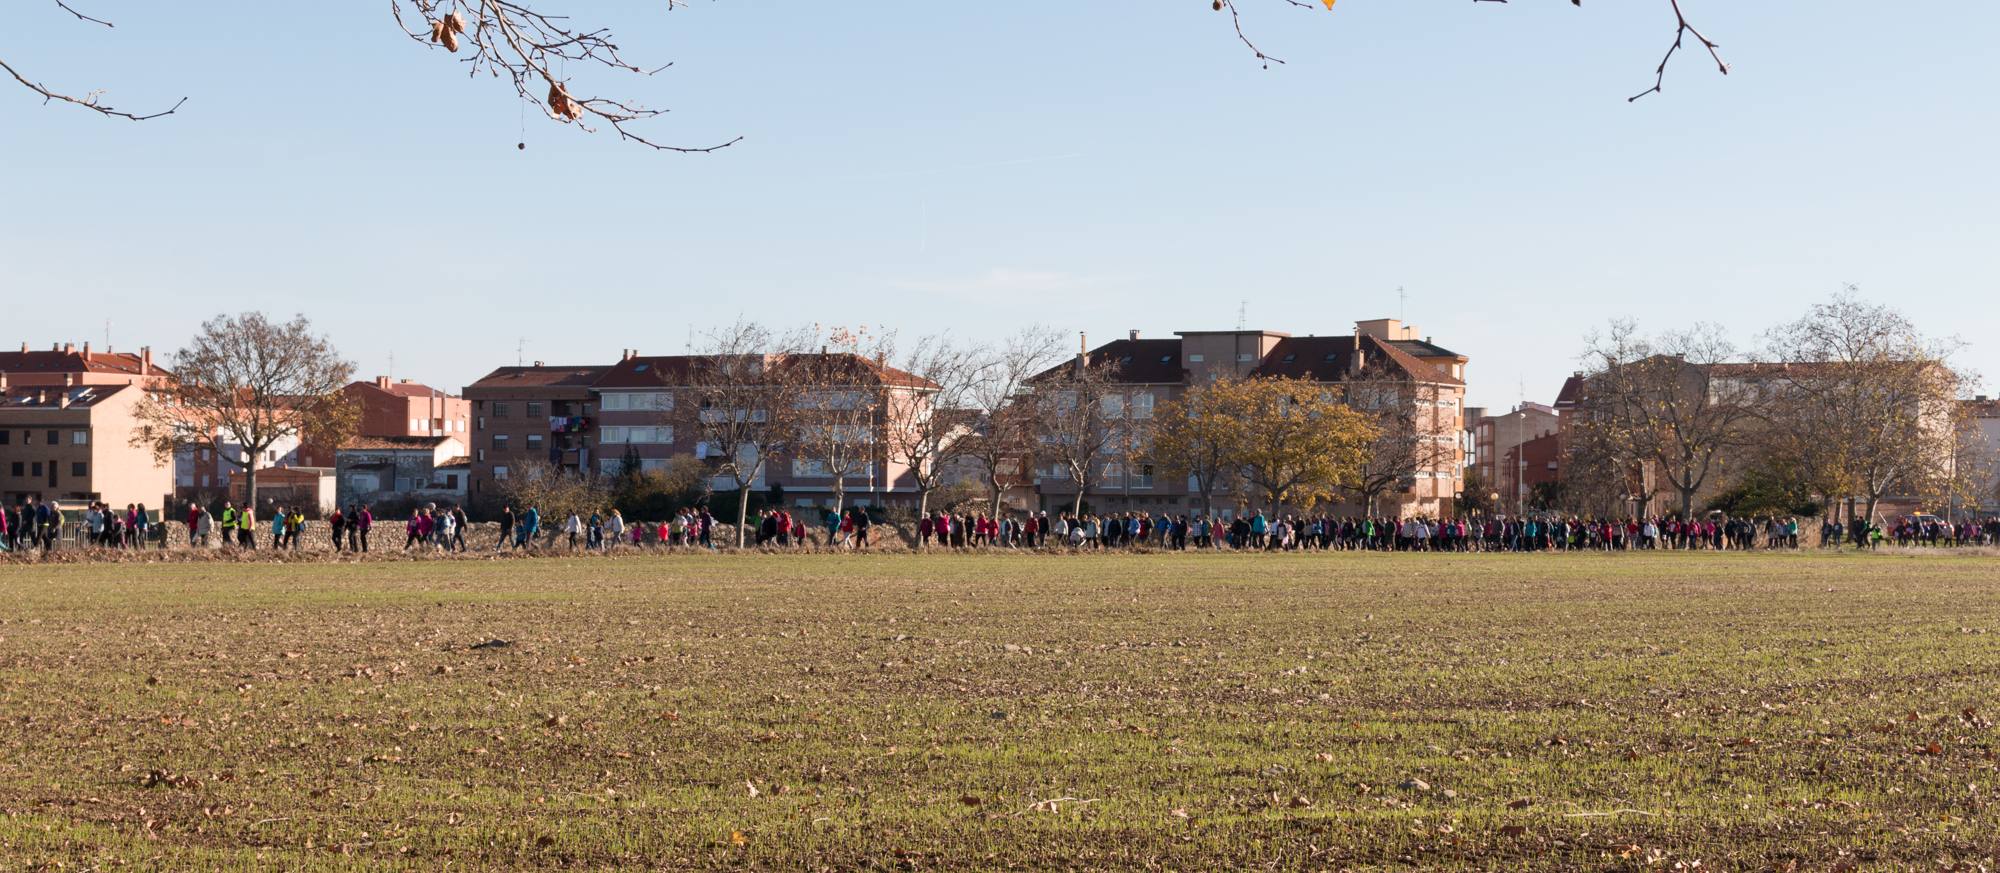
4, 1, 1995, 408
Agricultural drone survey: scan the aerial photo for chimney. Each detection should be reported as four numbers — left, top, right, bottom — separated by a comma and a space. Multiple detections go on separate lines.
62, 342, 74, 354
18, 342, 26, 353
376, 375, 391, 389
532, 360, 544, 367
82, 341, 91, 358
140, 346, 152, 375
1128, 329, 1140, 341
0, 371, 8, 391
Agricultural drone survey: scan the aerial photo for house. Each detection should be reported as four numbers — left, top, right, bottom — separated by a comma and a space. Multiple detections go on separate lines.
1022, 319, 1469, 518
334, 435, 469, 511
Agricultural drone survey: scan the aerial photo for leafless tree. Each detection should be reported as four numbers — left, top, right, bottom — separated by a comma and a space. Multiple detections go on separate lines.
494, 458, 610, 542
684, 319, 805, 547
1571, 320, 1760, 518
876, 335, 983, 543
959, 327, 1067, 521
131, 312, 359, 515
1339, 363, 1460, 516
1024, 355, 1135, 520
1760, 289, 1967, 524
785, 326, 893, 518
10, 1, 1728, 143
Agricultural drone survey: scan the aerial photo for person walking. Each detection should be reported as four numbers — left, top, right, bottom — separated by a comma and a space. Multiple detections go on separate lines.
356, 504, 373, 553
497, 505, 517, 551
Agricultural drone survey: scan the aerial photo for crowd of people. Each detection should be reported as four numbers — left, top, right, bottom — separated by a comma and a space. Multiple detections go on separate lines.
7, 496, 2000, 556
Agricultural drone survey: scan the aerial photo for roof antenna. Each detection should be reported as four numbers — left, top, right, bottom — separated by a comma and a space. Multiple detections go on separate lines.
1236, 300, 1247, 330
388, 349, 396, 380
516, 336, 526, 367
1398, 286, 1408, 323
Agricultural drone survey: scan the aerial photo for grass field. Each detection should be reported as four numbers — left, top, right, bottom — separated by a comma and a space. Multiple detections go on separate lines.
1, 551, 1997, 871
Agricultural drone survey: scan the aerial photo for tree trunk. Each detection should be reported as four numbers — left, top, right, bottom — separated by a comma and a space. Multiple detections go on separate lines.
243, 461, 259, 523
987, 472, 1005, 522
1862, 495, 1881, 529
733, 470, 751, 549
1070, 485, 1084, 521
1678, 487, 1695, 520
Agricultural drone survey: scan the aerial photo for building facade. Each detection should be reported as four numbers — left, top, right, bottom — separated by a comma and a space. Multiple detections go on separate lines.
1473, 402, 1561, 512
0, 343, 173, 510
1023, 319, 1469, 518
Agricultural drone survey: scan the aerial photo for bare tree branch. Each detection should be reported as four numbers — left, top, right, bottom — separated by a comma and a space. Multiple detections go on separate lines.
1628, 0, 1729, 102
0, 55, 186, 121
54, 0, 113, 28
391, 0, 740, 153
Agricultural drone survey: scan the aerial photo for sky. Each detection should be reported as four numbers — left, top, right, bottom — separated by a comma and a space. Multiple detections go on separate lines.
3, 1, 1996, 409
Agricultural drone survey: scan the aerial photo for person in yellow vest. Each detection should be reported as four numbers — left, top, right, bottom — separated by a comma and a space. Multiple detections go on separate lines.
240, 505, 257, 549
219, 501, 240, 548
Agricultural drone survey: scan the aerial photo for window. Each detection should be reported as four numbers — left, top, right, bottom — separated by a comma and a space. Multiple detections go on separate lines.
1130, 392, 1154, 420
1130, 464, 1155, 489
492, 434, 510, 451
526, 433, 544, 450
492, 465, 510, 480
0, 430, 8, 445
1236, 353, 1253, 363
600, 391, 674, 412
1187, 353, 1205, 363
601, 426, 672, 445
69, 430, 88, 445
8, 462, 20, 476
1101, 395, 1126, 419
31, 462, 43, 476
526, 401, 545, 416
494, 402, 511, 418
599, 458, 623, 476
46, 430, 58, 445
476, 449, 486, 462
70, 461, 87, 477
445, 474, 459, 489
477, 416, 485, 430
410, 418, 422, 433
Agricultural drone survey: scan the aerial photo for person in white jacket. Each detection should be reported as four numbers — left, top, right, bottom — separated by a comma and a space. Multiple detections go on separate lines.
563, 512, 583, 550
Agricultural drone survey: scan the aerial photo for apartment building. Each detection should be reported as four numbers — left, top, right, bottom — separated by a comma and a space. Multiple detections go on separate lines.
1473, 402, 1561, 512
462, 350, 942, 510
462, 363, 610, 503
0, 343, 173, 509
1024, 319, 1469, 518
0, 378, 173, 509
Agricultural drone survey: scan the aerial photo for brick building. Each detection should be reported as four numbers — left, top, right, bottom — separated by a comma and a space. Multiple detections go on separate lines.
462, 351, 943, 511
462, 363, 610, 504
1473, 402, 1560, 512
0, 343, 172, 510
1023, 319, 1469, 518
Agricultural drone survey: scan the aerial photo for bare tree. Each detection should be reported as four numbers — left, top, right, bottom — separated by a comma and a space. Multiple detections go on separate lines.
1570, 320, 1759, 518
1340, 363, 1460, 516
959, 327, 1067, 521
684, 319, 804, 547
785, 326, 893, 518
1761, 290, 1966, 524
131, 312, 359, 514
11, 2, 1728, 141
1024, 356, 1135, 520
876, 335, 982, 543
495, 458, 610, 542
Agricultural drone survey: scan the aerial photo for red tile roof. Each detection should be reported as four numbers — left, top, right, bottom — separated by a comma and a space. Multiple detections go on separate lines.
0, 349, 164, 379
464, 365, 609, 391
339, 435, 458, 451
350, 379, 456, 399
